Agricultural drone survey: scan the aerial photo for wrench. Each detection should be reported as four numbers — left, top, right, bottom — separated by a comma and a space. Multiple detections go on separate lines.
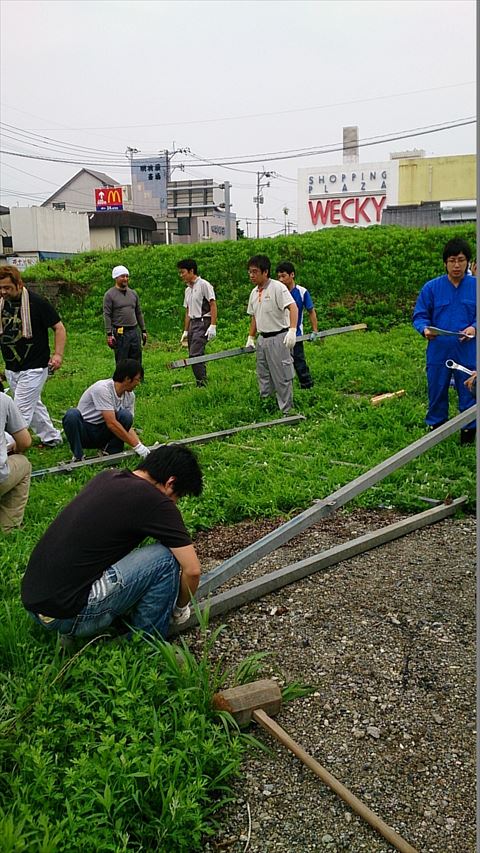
445, 359, 475, 377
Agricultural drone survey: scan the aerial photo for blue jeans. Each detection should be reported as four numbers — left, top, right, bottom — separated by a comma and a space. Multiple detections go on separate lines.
62, 407, 133, 460
30, 543, 180, 639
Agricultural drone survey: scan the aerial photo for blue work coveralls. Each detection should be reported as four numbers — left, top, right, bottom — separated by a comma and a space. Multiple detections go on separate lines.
413, 273, 476, 428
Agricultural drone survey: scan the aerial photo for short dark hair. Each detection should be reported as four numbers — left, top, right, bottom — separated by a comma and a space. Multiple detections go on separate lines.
276, 261, 295, 276
137, 445, 203, 497
113, 359, 144, 382
442, 238, 472, 263
177, 258, 198, 275
248, 255, 271, 275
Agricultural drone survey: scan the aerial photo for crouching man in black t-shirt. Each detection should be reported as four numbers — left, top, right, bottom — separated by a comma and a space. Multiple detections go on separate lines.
21, 445, 203, 642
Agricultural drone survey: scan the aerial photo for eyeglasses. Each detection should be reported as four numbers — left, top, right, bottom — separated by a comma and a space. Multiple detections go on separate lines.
446, 257, 467, 265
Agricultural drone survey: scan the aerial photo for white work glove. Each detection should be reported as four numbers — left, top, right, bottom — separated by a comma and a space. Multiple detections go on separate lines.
134, 442, 150, 459
205, 324, 216, 341
245, 335, 256, 350
283, 329, 297, 349
172, 603, 191, 624
180, 330, 189, 348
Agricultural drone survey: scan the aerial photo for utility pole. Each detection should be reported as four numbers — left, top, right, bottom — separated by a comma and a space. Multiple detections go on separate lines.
219, 181, 232, 239
283, 206, 289, 236
254, 170, 275, 239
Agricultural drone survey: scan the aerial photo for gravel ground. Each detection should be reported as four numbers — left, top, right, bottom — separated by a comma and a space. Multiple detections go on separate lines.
186, 508, 476, 853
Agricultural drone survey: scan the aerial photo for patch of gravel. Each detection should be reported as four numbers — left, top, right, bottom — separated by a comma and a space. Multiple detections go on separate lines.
187, 508, 475, 853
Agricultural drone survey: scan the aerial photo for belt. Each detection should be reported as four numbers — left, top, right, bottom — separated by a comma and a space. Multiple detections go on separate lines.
259, 328, 287, 339
114, 325, 137, 331
190, 315, 211, 321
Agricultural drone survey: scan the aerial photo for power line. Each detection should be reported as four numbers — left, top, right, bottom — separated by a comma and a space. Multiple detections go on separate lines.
2, 80, 473, 131
1, 116, 474, 172
181, 117, 476, 166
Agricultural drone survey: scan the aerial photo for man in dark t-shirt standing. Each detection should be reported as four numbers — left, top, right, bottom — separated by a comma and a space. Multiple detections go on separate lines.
21, 445, 203, 641
0, 265, 66, 446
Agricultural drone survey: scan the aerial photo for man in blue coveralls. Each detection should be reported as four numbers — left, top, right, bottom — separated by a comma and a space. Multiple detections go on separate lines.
413, 237, 476, 444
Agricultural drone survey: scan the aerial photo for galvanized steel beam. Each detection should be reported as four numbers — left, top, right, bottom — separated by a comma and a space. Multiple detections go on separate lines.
167, 324, 367, 369
198, 406, 476, 597
31, 415, 306, 478
172, 496, 467, 632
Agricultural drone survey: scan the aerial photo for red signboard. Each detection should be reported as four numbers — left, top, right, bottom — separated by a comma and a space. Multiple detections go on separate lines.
95, 187, 123, 211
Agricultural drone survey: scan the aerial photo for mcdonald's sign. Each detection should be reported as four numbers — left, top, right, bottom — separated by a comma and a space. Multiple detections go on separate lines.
95, 187, 124, 211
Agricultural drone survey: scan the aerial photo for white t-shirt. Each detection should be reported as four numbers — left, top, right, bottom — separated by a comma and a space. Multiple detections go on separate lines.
77, 379, 135, 425
0, 394, 27, 483
183, 276, 216, 319
247, 279, 294, 333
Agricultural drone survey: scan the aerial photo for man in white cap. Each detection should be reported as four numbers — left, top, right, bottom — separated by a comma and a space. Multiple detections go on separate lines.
103, 265, 147, 364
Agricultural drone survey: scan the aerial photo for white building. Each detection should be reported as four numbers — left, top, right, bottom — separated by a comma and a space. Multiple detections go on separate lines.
0, 206, 90, 263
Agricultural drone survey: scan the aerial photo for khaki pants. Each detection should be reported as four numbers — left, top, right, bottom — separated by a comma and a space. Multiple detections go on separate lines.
0, 455, 32, 531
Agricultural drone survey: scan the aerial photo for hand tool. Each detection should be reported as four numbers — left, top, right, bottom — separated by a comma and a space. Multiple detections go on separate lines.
213, 679, 418, 853
445, 359, 475, 376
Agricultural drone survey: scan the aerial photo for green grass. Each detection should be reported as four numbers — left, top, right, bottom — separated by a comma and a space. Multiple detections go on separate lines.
0, 318, 474, 851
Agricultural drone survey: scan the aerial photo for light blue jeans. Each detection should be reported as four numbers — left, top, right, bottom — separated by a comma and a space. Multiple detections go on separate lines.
30, 543, 180, 640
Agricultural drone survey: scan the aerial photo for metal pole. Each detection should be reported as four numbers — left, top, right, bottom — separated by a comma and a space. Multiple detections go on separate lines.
256, 172, 260, 238
224, 181, 231, 240
171, 496, 467, 632
198, 405, 477, 596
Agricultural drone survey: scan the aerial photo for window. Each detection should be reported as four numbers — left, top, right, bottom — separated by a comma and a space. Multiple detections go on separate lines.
178, 218, 191, 236
52, 202, 66, 210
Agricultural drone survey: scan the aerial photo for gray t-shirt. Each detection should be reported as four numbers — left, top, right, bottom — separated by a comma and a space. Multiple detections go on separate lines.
77, 379, 135, 425
103, 287, 146, 333
0, 394, 27, 482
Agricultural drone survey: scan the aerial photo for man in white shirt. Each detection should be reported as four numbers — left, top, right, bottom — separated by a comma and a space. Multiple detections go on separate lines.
245, 255, 298, 414
178, 258, 217, 387
0, 389, 32, 531
62, 359, 149, 462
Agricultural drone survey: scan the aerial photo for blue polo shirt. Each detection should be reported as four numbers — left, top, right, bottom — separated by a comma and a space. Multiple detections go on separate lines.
290, 285, 315, 336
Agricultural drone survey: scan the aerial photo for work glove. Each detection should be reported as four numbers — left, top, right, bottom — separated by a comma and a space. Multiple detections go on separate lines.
283, 329, 297, 349
205, 324, 216, 341
133, 442, 150, 459
171, 603, 191, 624
309, 331, 321, 341
142, 331, 147, 346
107, 335, 116, 349
180, 330, 189, 348
245, 335, 256, 350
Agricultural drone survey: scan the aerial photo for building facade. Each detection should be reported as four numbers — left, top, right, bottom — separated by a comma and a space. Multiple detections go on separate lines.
0, 206, 90, 263
297, 131, 476, 232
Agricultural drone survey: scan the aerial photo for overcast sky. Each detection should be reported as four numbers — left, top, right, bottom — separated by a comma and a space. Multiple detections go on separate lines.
0, 0, 476, 237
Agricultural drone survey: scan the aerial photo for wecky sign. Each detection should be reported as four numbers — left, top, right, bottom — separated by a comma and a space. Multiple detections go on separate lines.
297, 160, 398, 231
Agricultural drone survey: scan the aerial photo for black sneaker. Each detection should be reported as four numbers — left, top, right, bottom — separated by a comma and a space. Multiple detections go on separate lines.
460, 429, 476, 445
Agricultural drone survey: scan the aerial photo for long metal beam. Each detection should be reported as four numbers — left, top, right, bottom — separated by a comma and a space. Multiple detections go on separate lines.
31, 415, 306, 478
296, 323, 367, 344
198, 405, 476, 597
168, 346, 255, 370
172, 496, 467, 632
167, 324, 367, 369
